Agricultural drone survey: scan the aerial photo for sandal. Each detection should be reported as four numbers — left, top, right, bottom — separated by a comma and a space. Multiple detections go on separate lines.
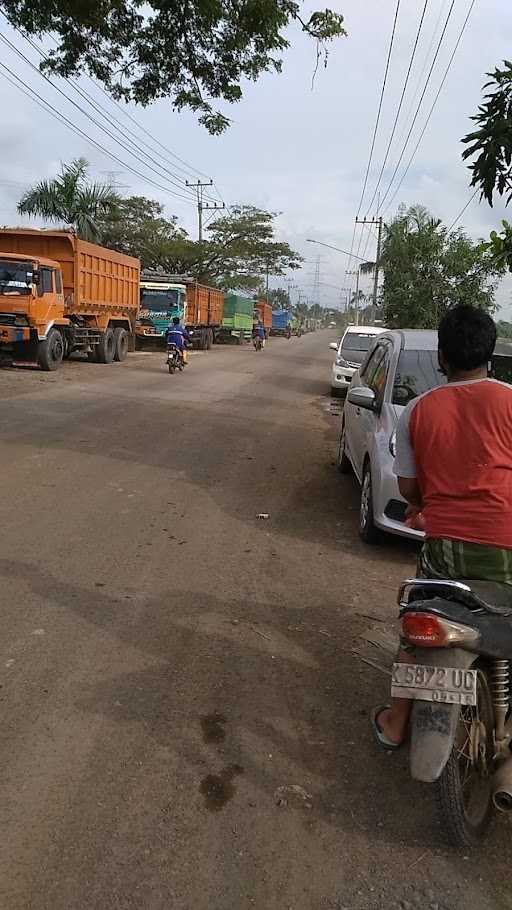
371, 704, 403, 751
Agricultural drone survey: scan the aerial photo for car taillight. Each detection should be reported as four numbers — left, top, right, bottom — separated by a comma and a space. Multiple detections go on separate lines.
401, 612, 480, 648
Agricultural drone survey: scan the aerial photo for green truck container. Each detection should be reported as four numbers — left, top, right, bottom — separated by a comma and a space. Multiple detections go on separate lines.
218, 294, 254, 343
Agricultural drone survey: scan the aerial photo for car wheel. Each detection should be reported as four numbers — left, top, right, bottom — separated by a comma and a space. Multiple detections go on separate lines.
359, 462, 380, 544
337, 420, 352, 474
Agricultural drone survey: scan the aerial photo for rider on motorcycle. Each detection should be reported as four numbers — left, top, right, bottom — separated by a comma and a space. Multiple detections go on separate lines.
373, 305, 512, 749
253, 320, 266, 348
165, 316, 191, 365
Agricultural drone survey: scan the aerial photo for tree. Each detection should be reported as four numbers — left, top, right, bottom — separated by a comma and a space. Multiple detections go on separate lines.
462, 62, 512, 206
497, 320, 512, 340
155, 205, 302, 290
18, 158, 119, 242
379, 205, 502, 329
268, 288, 290, 310
2, 1, 347, 133
97, 195, 186, 268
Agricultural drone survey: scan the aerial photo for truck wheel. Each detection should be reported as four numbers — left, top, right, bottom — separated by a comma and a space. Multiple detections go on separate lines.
96, 328, 115, 363
206, 329, 213, 350
237, 331, 244, 345
199, 330, 208, 351
114, 327, 129, 362
38, 328, 64, 371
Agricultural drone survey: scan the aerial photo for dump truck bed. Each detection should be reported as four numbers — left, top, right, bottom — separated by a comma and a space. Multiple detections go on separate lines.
0, 229, 140, 319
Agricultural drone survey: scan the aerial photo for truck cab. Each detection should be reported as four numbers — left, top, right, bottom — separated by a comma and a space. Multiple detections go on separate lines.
138, 276, 187, 341
0, 252, 66, 363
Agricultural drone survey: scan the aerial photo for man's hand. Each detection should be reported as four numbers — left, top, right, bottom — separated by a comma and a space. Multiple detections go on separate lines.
398, 476, 423, 510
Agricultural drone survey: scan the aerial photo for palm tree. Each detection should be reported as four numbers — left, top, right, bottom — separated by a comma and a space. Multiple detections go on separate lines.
18, 158, 120, 243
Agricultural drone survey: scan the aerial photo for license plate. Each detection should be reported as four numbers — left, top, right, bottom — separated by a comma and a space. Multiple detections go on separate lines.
391, 662, 477, 706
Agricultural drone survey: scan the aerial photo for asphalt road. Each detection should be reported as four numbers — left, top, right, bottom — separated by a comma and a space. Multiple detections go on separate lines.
1, 333, 511, 910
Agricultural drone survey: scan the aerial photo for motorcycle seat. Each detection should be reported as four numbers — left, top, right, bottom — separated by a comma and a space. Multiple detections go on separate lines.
403, 578, 512, 616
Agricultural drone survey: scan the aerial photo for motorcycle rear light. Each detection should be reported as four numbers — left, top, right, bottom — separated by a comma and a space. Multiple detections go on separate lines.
401, 612, 480, 648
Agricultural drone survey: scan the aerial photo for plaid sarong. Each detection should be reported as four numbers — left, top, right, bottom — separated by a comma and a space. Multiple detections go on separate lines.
419, 538, 512, 586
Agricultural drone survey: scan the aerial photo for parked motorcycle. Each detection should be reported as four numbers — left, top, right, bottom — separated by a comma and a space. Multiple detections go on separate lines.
394, 576, 512, 846
166, 342, 184, 374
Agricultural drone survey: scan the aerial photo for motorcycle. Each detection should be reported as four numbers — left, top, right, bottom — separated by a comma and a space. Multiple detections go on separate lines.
253, 334, 263, 352
166, 342, 184, 374
394, 576, 512, 846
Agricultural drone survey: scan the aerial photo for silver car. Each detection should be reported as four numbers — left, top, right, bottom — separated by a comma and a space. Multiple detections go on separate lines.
336, 329, 445, 543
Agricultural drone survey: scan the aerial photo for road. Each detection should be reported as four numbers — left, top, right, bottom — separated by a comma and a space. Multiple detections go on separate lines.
0, 332, 511, 910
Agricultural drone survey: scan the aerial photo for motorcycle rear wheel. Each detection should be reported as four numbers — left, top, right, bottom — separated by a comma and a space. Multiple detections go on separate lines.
436, 668, 494, 847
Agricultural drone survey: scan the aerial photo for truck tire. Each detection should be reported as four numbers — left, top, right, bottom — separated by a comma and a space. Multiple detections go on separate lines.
114, 327, 129, 362
199, 329, 208, 351
206, 329, 213, 350
237, 331, 244, 345
96, 328, 115, 364
38, 328, 64, 371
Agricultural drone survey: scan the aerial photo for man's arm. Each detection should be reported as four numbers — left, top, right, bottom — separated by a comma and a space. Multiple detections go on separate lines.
398, 476, 423, 510
393, 402, 423, 510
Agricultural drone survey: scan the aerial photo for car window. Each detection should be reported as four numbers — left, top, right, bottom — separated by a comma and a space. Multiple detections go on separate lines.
392, 349, 446, 404
368, 342, 392, 400
341, 332, 379, 354
360, 342, 384, 380
38, 267, 53, 295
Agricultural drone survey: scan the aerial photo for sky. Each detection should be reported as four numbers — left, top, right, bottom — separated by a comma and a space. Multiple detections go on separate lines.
1, 0, 512, 314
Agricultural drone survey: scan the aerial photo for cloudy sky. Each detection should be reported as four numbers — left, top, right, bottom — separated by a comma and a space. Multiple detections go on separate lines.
1, 0, 512, 313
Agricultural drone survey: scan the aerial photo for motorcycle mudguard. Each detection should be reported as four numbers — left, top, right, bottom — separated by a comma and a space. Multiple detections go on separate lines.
409, 647, 476, 783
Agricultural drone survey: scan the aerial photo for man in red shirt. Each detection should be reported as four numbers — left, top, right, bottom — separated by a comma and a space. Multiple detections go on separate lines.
373, 305, 512, 749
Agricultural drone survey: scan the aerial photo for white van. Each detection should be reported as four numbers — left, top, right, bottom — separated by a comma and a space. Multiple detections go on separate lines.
329, 325, 384, 395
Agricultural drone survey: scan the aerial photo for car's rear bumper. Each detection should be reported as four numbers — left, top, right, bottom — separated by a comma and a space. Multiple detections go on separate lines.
373, 459, 424, 541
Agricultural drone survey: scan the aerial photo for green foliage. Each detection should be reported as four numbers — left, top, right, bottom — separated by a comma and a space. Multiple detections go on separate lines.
497, 319, 512, 340
380, 205, 502, 329
268, 287, 290, 310
99, 199, 302, 290
96, 196, 186, 268
2, 0, 346, 132
462, 62, 512, 206
17, 158, 119, 242
481, 220, 512, 272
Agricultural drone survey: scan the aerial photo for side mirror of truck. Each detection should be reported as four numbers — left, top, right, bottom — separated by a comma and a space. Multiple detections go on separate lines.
32, 269, 40, 285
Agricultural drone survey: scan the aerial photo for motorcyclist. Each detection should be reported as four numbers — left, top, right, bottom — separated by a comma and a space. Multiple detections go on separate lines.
372, 305, 512, 749
253, 320, 266, 348
165, 316, 191, 365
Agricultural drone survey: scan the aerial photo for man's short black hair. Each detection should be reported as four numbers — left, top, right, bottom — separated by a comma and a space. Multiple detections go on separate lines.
172, 316, 180, 325
438, 305, 496, 371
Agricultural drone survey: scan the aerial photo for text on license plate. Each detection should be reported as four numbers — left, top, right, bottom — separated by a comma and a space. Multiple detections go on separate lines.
391, 662, 477, 705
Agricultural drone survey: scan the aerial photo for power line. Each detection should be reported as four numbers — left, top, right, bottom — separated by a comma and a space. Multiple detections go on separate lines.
0, 61, 196, 204
447, 188, 479, 232
0, 30, 199, 202
355, 0, 402, 219
381, 0, 477, 216
0, 10, 214, 187
363, 0, 429, 219
376, 0, 457, 214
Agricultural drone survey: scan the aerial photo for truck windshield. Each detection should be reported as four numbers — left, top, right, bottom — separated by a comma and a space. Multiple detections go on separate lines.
140, 288, 180, 312
0, 260, 32, 295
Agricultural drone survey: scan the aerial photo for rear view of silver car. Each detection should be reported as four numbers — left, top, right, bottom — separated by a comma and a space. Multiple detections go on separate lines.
337, 330, 445, 542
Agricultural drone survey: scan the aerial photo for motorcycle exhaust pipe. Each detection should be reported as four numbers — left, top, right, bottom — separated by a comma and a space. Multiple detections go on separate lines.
492, 757, 512, 811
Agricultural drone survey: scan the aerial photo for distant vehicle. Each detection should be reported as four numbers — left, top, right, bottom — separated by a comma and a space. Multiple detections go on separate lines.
330, 324, 384, 395
328, 321, 337, 328
271, 309, 293, 337
138, 273, 223, 351
337, 329, 445, 542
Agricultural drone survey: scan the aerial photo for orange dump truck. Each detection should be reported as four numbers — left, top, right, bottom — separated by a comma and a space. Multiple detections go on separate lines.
255, 299, 272, 333
0, 229, 140, 370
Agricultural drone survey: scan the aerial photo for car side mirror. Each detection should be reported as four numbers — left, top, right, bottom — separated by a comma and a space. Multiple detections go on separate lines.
347, 386, 376, 411
329, 342, 338, 351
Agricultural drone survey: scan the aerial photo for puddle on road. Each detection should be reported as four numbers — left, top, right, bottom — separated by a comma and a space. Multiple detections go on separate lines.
200, 764, 244, 812
200, 712, 227, 743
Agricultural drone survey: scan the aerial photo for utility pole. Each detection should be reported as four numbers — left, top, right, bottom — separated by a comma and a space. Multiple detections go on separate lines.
185, 180, 225, 241
345, 268, 361, 326
312, 255, 321, 310
355, 216, 383, 309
